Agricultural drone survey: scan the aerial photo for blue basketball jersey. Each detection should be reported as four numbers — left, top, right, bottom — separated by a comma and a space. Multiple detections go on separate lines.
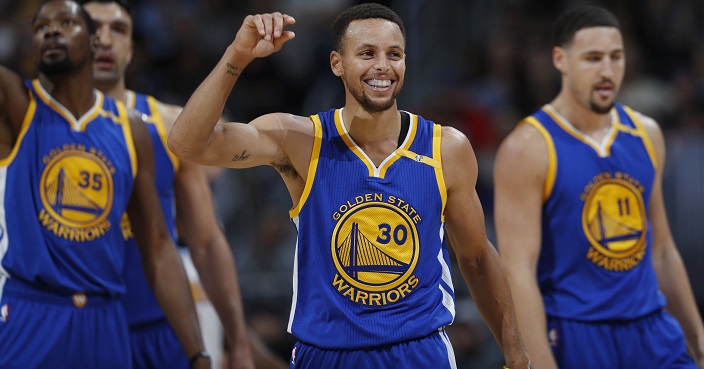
0, 79, 137, 297
527, 104, 664, 321
121, 91, 179, 326
288, 108, 455, 349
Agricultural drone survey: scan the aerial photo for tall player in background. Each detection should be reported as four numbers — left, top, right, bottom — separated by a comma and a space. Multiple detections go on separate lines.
494, 5, 704, 369
0, 1, 208, 368
82, 1, 286, 368
168, 4, 529, 369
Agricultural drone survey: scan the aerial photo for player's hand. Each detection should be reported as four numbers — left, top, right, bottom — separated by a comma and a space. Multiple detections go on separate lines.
233, 13, 296, 59
227, 344, 256, 369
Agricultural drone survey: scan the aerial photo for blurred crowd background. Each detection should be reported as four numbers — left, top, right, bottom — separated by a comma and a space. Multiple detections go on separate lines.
3, 0, 704, 366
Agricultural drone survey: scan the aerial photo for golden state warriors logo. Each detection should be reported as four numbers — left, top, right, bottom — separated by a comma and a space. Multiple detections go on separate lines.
39, 146, 115, 242
581, 172, 647, 271
331, 194, 421, 306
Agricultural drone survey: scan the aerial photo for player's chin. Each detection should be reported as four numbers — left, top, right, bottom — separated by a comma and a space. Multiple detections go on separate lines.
590, 101, 615, 114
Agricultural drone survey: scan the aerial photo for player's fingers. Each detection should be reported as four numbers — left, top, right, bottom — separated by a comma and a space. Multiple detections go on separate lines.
272, 12, 283, 38
248, 14, 265, 37
275, 31, 296, 51
283, 14, 296, 26
280, 31, 296, 43
261, 13, 273, 41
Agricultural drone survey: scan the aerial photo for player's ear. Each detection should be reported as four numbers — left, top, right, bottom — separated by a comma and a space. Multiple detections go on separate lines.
330, 50, 343, 77
126, 39, 134, 66
553, 46, 566, 74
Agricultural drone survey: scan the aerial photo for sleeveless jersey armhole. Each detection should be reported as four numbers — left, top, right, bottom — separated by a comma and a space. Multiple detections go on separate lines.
432, 124, 447, 222
289, 115, 323, 218
116, 102, 138, 179
146, 96, 180, 173
622, 105, 658, 171
522, 117, 557, 202
0, 89, 37, 167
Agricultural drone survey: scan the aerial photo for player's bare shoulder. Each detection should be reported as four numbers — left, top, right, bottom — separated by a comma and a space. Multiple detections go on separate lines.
495, 119, 551, 185
440, 125, 476, 164
438, 126, 479, 191
250, 112, 315, 179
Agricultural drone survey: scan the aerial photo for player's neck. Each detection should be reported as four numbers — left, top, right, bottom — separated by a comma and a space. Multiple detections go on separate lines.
550, 94, 612, 135
38, 71, 96, 118
95, 79, 128, 104
341, 104, 401, 146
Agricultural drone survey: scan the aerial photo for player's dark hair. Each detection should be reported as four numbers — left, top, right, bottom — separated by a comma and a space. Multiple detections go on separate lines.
332, 3, 405, 53
32, 0, 97, 35
551, 5, 620, 47
78, 0, 133, 18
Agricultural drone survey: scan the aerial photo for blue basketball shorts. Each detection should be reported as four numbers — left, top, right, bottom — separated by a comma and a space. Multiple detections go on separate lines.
548, 310, 696, 369
129, 318, 189, 369
0, 278, 131, 369
289, 328, 457, 369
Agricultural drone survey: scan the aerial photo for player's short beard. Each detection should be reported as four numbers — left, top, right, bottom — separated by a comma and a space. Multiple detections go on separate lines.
347, 79, 403, 113
38, 57, 75, 76
590, 100, 614, 114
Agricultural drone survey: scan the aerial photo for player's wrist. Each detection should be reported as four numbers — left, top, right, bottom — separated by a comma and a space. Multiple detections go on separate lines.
225, 44, 255, 66
189, 350, 211, 368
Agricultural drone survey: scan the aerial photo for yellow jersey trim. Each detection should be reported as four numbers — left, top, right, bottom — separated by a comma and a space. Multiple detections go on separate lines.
334, 109, 375, 177
0, 90, 37, 167
290, 114, 323, 218
543, 105, 618, 158
378, 112, 418, 178
125, 90, 136, 110
397, 146, 442, 169
602, 109, 621, 156
116, 101, 138, 179
622, 105, 658, 170
146, 95, 180, 172
433, 124, 447, 222
32, 79, 103, 132
523, 117, 557, 202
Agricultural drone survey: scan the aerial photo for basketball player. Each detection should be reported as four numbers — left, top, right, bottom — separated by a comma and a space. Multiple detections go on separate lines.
494, 5, 704, 369
80, 1, 261, 368
167, 4, 529, 369
0, 1, 208, 368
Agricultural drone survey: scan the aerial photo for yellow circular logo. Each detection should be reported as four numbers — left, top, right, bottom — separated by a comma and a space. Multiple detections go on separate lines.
331, 202, 419, 292
40, 150, 114, 228
581, 179, 646, 258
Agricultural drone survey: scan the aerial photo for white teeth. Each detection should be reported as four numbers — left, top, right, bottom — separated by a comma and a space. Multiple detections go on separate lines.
368, 79, 391, 87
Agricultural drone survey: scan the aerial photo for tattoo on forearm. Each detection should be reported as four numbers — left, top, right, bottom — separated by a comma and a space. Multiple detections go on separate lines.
226, 62, 240, 77
232, 150, 250, 161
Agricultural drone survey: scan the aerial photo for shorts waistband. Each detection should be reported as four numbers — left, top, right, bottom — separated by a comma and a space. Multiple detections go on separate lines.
128, 317, 170, 332
2, 277, 117, 308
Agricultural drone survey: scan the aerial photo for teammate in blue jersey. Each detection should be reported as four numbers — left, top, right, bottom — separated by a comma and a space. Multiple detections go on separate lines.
0, 1, 208, 368
167, 3, 529, 369
79, 1, 263, 368
494, 5, 704, 369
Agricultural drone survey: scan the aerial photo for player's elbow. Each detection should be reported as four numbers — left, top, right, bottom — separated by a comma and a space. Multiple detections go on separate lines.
167, 131, 201, 162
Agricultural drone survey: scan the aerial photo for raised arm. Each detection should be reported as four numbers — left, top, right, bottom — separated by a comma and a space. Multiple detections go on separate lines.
125, 110, 209, 369
167, 13, 297, 169
441, 127, 529, 369
640, 115, 704, 367
0, 66, 31, 155
494, 122, 557, 369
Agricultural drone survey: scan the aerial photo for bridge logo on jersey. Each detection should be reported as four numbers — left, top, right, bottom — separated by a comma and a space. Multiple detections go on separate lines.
581, 174, 647, 271
331, 197, 420, 306
39, 146, 115, 242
